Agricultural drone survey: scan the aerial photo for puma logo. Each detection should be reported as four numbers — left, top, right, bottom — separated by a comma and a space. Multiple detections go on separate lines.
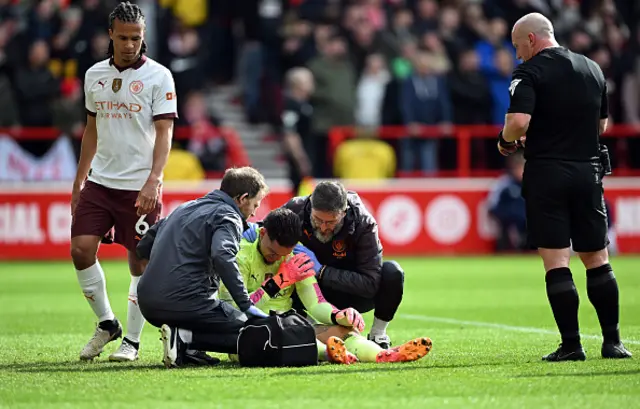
98, 80, 106, 88
84, 293, 95, 302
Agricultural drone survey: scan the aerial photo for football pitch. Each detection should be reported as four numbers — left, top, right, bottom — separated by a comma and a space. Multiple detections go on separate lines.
1, 256, 639, 409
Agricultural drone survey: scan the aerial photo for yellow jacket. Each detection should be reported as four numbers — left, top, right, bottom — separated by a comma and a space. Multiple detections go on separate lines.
164, 149, 205, 181
159, 0, 207, 27
333, 139, 396, 179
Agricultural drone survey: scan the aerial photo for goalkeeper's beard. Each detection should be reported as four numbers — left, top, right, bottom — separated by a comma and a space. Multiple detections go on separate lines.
313, 219, 344, 243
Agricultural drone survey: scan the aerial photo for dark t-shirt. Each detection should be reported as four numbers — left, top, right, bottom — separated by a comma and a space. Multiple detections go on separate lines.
508, 47, 608, 162
281, 97, 313, 140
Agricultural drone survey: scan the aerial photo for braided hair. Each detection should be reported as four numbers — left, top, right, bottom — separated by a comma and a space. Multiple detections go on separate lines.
107, 1, 147, 58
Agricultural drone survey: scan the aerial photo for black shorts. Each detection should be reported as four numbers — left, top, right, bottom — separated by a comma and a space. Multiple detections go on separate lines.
522, 160, 609, 252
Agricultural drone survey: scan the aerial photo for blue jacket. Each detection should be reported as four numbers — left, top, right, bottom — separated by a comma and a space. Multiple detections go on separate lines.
401, 74, 452, 125
487, 175, 526, 229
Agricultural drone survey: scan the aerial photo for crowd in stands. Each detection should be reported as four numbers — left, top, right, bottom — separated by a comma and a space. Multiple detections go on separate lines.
2, 0, 640, 179
232, 0, 640, 176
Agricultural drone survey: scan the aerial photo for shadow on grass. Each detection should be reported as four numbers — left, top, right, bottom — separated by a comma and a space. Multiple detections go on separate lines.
0, 359, 509, 376
513, 368, 640, 378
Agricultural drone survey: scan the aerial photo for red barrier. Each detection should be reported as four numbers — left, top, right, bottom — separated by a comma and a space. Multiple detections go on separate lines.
329, 125, 640, 177
1, 178, 639, 260
1, 126, 251, 179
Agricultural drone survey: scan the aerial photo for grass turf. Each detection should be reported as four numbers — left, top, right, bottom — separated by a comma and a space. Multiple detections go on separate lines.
0, 256, 639, 409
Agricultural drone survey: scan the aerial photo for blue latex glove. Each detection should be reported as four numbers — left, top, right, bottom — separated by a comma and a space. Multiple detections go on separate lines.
244, 305, 268, 319
242, 222, 259, 242
293, 244, 322, 275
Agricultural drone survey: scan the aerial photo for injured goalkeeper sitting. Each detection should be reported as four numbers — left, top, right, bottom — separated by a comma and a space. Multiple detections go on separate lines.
219, 207, 432, 364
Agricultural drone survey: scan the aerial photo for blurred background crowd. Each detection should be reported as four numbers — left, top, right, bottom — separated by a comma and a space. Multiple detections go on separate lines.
0, 0, 637, 251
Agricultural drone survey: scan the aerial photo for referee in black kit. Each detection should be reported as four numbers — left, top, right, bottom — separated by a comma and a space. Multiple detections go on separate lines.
497, 13, 632, 361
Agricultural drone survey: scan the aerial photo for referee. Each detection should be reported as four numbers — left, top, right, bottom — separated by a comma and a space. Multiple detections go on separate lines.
498, 13, 631, 361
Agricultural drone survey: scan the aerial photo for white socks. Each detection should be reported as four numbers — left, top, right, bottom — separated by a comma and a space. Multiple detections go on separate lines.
125, 276, 145, 343
370, 317, 390, 337
178, 328, 193, 343
76, 261, 115, 323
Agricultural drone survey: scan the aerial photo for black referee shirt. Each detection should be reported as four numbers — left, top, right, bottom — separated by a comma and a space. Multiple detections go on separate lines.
508, 47, 608, 162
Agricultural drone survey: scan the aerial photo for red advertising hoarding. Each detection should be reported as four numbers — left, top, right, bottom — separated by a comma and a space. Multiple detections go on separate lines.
1, 178, 639, 260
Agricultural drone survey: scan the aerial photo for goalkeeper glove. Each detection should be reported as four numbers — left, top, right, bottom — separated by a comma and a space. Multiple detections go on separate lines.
332, 308, 365, 333
261, 253, 315, 297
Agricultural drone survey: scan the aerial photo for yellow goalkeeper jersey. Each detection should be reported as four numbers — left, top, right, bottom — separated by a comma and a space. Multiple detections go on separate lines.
218, 234, 336, 323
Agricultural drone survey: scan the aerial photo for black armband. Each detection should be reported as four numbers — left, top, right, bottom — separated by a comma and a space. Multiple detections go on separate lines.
330, 311, 339, 325
261, 278, 281, 298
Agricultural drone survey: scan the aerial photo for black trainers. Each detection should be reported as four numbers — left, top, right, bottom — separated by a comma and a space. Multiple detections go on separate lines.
602, 342, 632, 359
184, 350, 221, 366
542, 344, 586, 362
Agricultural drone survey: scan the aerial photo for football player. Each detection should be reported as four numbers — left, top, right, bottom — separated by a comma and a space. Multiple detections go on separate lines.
71, 2, 176, 362
221, 208, 432, 364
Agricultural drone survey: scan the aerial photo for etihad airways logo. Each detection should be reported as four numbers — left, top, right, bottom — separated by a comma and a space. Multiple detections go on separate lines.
95, 101, 143, 119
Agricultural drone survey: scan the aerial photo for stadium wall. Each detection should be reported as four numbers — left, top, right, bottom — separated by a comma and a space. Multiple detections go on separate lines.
1, 178, 640, 259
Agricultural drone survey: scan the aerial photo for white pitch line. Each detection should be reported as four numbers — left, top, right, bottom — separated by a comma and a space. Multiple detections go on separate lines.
401, 314, 640, 345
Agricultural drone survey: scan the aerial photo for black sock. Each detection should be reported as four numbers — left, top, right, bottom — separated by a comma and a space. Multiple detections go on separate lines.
545, 267, 581, 348
586, 263, 620, 344
123, 337, 140, 350
98, 318, 119, 332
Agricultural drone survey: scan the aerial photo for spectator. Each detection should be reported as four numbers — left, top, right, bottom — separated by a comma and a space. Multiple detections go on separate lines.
400, 51, 452, 172
307, 34, 356, 177
166, 27, 205, 115
487, 47, 514, 126
281, 67, 314, 195
77, 32, 110, 83
183, 91, 228, 173
475, 17, 514, 75
449, 49, 491, 125
348, 20, 382, 76
49, 6, 83, 79
355, 53, 390, 128
0, 70, 18, 128
438, 6, 465, 66
487, 151, 526, 252
52, 77, 84, 139
413, 0, 439, 36
14, 40, 59, 127
281, 19, 316, 74
379, 8, 414, 63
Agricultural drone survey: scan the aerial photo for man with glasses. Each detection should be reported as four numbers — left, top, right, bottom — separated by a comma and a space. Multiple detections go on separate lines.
246, 181, 404, 348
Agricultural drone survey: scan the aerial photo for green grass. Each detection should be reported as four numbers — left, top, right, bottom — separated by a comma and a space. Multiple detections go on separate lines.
1, 256, 639, 409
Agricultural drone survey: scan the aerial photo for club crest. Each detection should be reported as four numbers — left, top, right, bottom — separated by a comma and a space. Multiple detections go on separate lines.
130, 80, 143, 94
112, 78, 122, 93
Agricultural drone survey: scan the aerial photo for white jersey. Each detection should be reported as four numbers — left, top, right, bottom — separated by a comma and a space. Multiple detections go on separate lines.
84, 56, 177, 191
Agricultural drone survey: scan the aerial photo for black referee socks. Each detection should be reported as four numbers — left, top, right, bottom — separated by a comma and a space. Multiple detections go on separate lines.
586, 263, 620, 344
545, 267, 581, 348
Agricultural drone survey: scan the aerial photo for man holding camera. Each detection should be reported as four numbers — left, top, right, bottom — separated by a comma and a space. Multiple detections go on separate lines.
498, 13, 631, 361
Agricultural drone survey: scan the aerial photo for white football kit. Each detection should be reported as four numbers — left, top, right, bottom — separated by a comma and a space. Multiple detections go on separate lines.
84, 56, 177, 191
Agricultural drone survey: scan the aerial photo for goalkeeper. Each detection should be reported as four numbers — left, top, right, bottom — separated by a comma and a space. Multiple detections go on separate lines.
220, 208, 432, 364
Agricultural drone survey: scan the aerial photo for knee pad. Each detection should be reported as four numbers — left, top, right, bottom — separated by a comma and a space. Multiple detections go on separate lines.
381, 261, 404, 287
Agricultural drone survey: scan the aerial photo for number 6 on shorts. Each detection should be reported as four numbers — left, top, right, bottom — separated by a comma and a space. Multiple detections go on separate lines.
135, 215, 150, 236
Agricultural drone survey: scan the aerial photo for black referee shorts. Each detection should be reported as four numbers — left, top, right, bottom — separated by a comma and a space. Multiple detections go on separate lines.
522, 160, 609, 252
